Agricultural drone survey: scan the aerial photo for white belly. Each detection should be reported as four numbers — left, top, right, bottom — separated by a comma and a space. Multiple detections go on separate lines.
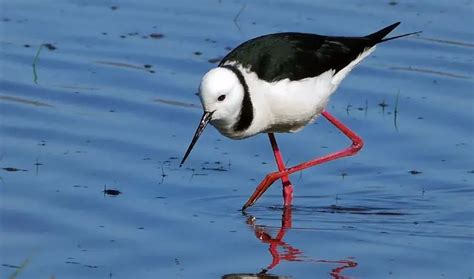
266, 70, 336, 132
243, 69, 336, 135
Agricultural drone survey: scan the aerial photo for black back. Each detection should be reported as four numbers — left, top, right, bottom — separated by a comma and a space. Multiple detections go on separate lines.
219, 22, 402, 82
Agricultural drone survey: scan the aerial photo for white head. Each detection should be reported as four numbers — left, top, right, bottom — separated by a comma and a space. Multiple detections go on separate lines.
199, 67, 245, 127
180, 67, 245, 166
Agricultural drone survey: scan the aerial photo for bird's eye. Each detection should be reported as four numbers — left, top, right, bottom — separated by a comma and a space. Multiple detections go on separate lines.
217, 94, 226, 101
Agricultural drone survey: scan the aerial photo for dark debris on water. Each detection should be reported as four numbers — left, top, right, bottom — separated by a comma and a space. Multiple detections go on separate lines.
208, 57, 222, 64
103, 186, 122, 196
43, 43, 57, 51
202, 167, 228, 172
315, 205, 405, 216
2, 263, 21, 269
2, 167, 27, 172
149, 33, 164, 39
378, 100, 388, 108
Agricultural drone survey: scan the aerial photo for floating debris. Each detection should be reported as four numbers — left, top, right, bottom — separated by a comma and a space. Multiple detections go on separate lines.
2, 263, 21, 268
390, 66, 469, 79
95, 60, 146, 70
319, 205, 405, 216
43, 43, 57, 51
150, 33, 164, 39
32, 44, 43, 84
202, 167, 227, 172
205, 38, 217, 43
84, 264, 99, 268
154, 98, 199, 109
0, 95, 53, 107
409, 170, 422, 175
2, 167, 27, 172
159, 166, 167, 184
103, 186, 122, 196
208, 57, 222, 64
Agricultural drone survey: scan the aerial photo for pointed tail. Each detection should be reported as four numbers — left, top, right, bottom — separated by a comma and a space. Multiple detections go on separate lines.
367, 22, 421, 43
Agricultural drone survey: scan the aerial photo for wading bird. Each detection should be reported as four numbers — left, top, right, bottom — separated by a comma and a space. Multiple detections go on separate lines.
180, 22, 419, 210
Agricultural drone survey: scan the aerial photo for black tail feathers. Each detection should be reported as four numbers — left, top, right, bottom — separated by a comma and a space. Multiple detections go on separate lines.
367, 22, 421, 43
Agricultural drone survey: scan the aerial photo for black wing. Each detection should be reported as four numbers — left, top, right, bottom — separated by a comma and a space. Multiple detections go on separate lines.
219, 22, 402, 82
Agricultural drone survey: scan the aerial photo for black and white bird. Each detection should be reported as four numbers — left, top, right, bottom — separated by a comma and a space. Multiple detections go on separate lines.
181, 22, 419, 209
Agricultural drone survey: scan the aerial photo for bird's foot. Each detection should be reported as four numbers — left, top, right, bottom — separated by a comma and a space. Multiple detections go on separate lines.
282, 181, 294, 207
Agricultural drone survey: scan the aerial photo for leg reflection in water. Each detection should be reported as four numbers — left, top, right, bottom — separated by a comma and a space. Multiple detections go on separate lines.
244, 207, 358, 279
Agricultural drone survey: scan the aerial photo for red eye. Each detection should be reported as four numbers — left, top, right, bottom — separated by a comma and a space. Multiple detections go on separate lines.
218, 94, 226, 101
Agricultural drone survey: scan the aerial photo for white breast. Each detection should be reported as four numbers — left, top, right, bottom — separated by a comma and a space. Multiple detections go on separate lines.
245, 69, 336, 134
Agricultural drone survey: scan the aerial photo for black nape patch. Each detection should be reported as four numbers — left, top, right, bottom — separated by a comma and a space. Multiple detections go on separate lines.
220, 65, 254, 132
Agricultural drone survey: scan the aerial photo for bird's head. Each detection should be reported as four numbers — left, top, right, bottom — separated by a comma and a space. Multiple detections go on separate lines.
200, 67, 244, 125
180, 67, 245, 166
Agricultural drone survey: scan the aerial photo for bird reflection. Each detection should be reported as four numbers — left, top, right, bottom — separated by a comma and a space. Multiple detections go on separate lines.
244, 206, 358, 279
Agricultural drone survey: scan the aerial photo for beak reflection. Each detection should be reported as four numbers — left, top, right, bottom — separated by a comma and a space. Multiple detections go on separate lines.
180, 111, 214, 166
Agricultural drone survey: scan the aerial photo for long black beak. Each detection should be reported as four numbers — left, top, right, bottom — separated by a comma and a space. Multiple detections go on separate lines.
180, 111, 214, 167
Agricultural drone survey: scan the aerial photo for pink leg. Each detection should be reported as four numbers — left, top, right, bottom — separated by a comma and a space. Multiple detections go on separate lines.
242, 111, 363, 210
268, 133, 293, 207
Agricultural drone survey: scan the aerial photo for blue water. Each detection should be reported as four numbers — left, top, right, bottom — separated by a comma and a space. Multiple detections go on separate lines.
1, 0, 473, 278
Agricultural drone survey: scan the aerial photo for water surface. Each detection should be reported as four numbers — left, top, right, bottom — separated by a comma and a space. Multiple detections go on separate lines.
1, 0, 473, 278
